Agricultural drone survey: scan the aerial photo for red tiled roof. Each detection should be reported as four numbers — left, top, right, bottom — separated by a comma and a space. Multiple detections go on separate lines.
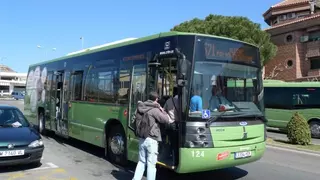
264, 13, 320, 30
272, 0, 309, 8
263, 0, 310, 17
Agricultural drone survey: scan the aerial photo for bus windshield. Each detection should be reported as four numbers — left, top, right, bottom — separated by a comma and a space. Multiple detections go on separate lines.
189, 37, 263, 118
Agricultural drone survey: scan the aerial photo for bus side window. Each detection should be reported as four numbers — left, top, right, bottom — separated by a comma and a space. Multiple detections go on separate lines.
85, 72, 98, 102
70, 71, 83, 101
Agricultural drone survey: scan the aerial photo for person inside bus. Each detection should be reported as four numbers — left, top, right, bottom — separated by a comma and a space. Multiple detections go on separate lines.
208, 77, 234, 111
189, 88, 203, 112
208, 75, 225, 110
209, 85, 230, 110
163, 86, 179, 163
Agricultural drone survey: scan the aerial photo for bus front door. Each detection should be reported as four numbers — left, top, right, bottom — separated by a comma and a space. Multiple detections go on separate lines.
126, 64, 147, 163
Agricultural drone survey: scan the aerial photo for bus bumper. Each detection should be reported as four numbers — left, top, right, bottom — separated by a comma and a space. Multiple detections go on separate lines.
176, 141, 266, 173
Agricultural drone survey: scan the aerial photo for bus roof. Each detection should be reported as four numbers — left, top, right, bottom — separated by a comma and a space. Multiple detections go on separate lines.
29, 31, 259, 67
263, 79, 320, 87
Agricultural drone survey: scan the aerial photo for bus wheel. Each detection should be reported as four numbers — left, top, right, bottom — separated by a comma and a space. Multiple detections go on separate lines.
309, 121, 320, 138
38, 112, 46, 135
107, 125, 127, 166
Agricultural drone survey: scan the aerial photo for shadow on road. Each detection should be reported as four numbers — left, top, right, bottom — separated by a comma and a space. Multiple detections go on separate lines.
0, 162, 42, 173
110, 166, 248, 180
42, 133, 248, 180
42, 133, 105, 157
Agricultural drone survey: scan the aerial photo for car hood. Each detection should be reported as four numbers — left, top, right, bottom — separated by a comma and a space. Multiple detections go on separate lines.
0, 127, 40, 147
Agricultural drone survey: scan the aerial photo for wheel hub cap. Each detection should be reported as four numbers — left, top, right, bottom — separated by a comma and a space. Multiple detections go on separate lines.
110, 135, 124, 155
311, 124, 320, 136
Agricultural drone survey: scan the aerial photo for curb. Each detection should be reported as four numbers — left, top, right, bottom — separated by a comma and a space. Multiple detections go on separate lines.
266, 142, 320, 155
0, 98, 20, 100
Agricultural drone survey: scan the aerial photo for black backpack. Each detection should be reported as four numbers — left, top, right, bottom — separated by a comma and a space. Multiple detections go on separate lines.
133, 108, 152, 138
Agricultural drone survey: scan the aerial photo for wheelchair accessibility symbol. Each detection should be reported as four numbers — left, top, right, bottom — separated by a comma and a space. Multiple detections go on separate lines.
202, 109, 210, 119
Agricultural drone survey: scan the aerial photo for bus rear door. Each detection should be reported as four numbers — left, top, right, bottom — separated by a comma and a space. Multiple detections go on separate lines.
53, 70, 70, 138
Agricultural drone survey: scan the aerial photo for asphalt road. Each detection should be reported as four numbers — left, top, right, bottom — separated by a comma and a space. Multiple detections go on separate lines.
0, 99, 319, 180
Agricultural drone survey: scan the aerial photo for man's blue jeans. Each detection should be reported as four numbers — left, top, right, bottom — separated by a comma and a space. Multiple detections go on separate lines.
132, 137, 159, 180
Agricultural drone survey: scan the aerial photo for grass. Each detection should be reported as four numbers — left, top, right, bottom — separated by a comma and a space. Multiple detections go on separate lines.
266, 138, 320, 152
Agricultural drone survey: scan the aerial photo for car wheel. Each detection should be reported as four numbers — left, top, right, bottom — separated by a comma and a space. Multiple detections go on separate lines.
38, 112, 46, 135
107, 124, 127, 166
309, 121, 320, 138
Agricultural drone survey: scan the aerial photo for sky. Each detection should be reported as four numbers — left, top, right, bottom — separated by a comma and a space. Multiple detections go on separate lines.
0, 0, 281, 73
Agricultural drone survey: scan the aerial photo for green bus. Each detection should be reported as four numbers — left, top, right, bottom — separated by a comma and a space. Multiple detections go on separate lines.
24, 31, 266, 173
264, 80, 320, 138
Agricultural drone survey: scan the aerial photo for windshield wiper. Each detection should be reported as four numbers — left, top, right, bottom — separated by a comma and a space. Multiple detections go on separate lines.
205, 111, 228, 128
205, 111, 264, 128
219, 113, 266, 122
223, 113, 264, 118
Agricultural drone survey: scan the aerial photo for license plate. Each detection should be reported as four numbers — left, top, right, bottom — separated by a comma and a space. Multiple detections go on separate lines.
0, 150, 25, 157
234, 151, 252, 159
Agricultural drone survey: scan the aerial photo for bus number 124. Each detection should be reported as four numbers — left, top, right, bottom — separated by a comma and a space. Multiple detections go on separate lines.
191, 150, 205, 158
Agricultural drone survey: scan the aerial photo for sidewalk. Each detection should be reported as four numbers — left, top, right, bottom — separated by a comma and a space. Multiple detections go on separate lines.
0, 97, 15, 100
267, 128, 320, 145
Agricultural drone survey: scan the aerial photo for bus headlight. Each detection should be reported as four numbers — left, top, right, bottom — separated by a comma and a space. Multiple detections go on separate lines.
197, 127, 206, 134
186, 141, 195, 148
185, 123, 213, 148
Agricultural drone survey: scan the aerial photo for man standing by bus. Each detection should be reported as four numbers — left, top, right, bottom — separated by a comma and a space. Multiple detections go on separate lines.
132, 91, 173, 180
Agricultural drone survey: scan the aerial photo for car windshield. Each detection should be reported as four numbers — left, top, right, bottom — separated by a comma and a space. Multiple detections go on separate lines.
189, 61, 263, 117
0, 109, 29, 127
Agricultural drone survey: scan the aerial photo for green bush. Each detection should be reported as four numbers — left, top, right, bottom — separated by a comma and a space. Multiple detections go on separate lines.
287, 112, 311, 145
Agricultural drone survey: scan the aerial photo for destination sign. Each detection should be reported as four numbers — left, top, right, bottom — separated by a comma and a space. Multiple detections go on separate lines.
200, 38, 259, 65
123, 54, 146, 61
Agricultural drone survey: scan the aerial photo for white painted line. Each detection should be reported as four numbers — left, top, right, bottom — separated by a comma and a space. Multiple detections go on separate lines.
26, 162, 59, 172
46, 162, 58, 168
267, 145, 320, 157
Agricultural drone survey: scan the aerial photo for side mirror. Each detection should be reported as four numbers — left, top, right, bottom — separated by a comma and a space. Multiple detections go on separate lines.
175, 48, 190, 80
179, 58, 188, 78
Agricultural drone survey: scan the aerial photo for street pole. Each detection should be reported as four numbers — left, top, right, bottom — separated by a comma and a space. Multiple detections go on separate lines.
37, 46, 57, 60
80, 37, 84, 49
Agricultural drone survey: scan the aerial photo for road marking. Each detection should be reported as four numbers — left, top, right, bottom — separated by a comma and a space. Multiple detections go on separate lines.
27, 162, 59, 172
6, 172, 25, 180
267, 145, 320, 157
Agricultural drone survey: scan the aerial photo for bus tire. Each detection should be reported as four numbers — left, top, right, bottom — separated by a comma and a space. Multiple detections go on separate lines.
309, 121, 320, 139
107, 124, 127, 166
38, 111, 46, 135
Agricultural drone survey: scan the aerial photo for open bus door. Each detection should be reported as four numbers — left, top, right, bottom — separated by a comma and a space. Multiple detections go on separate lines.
126, 64, 147, 163
148, 49, 190, 169
53, 70, 70, 138
155, 57, 179, 168
61, 71, 70, 137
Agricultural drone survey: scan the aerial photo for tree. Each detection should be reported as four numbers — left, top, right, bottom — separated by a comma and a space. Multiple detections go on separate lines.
287, 112, 311, 145
171, 14, 277, 66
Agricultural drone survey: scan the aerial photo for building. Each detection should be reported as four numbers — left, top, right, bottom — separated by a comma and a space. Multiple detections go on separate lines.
0, 64, 27, 96
263, 0, 320, 81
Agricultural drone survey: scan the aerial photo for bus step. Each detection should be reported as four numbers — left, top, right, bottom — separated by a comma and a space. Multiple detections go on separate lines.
157, 161, 175, 170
